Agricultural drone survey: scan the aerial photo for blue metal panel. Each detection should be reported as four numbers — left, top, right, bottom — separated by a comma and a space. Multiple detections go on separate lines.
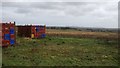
10, 39, 15, 45
4, 34, 10, 40
36, 26, 40, 32
41, 34, 46, 38
10, 28, 14, 34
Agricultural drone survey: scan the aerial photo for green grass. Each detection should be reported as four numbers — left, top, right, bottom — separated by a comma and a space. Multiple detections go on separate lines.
2, 36, 118, 66
0, 47, 2, 67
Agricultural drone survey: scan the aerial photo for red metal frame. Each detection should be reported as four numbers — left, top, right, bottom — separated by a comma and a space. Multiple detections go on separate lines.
1, 22, 16, 47
17, 25, 46, 38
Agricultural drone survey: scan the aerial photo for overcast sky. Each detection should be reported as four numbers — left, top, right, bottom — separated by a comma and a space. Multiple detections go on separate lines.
1, 0, 119, 28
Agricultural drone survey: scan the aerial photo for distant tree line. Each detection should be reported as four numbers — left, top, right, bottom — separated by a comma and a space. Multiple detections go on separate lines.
46, 26, 118, 33
47, 26, 73, 30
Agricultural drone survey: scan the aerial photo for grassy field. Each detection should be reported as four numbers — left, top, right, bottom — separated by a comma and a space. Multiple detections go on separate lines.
2, 36, 118, 66
46, 29, 118, 40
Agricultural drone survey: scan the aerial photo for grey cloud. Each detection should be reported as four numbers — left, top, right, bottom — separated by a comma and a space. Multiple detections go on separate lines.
2, 2, 102, 17
2, 2, 34, 14
2, 2, 118, 28
15, 8, 32, 14
2, 0, 119, 2
2, 2, 117, 17
0, 10, 1, 19
2, 2, 25, 8
30, 2, 63, 10
62, 2, 103, 17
